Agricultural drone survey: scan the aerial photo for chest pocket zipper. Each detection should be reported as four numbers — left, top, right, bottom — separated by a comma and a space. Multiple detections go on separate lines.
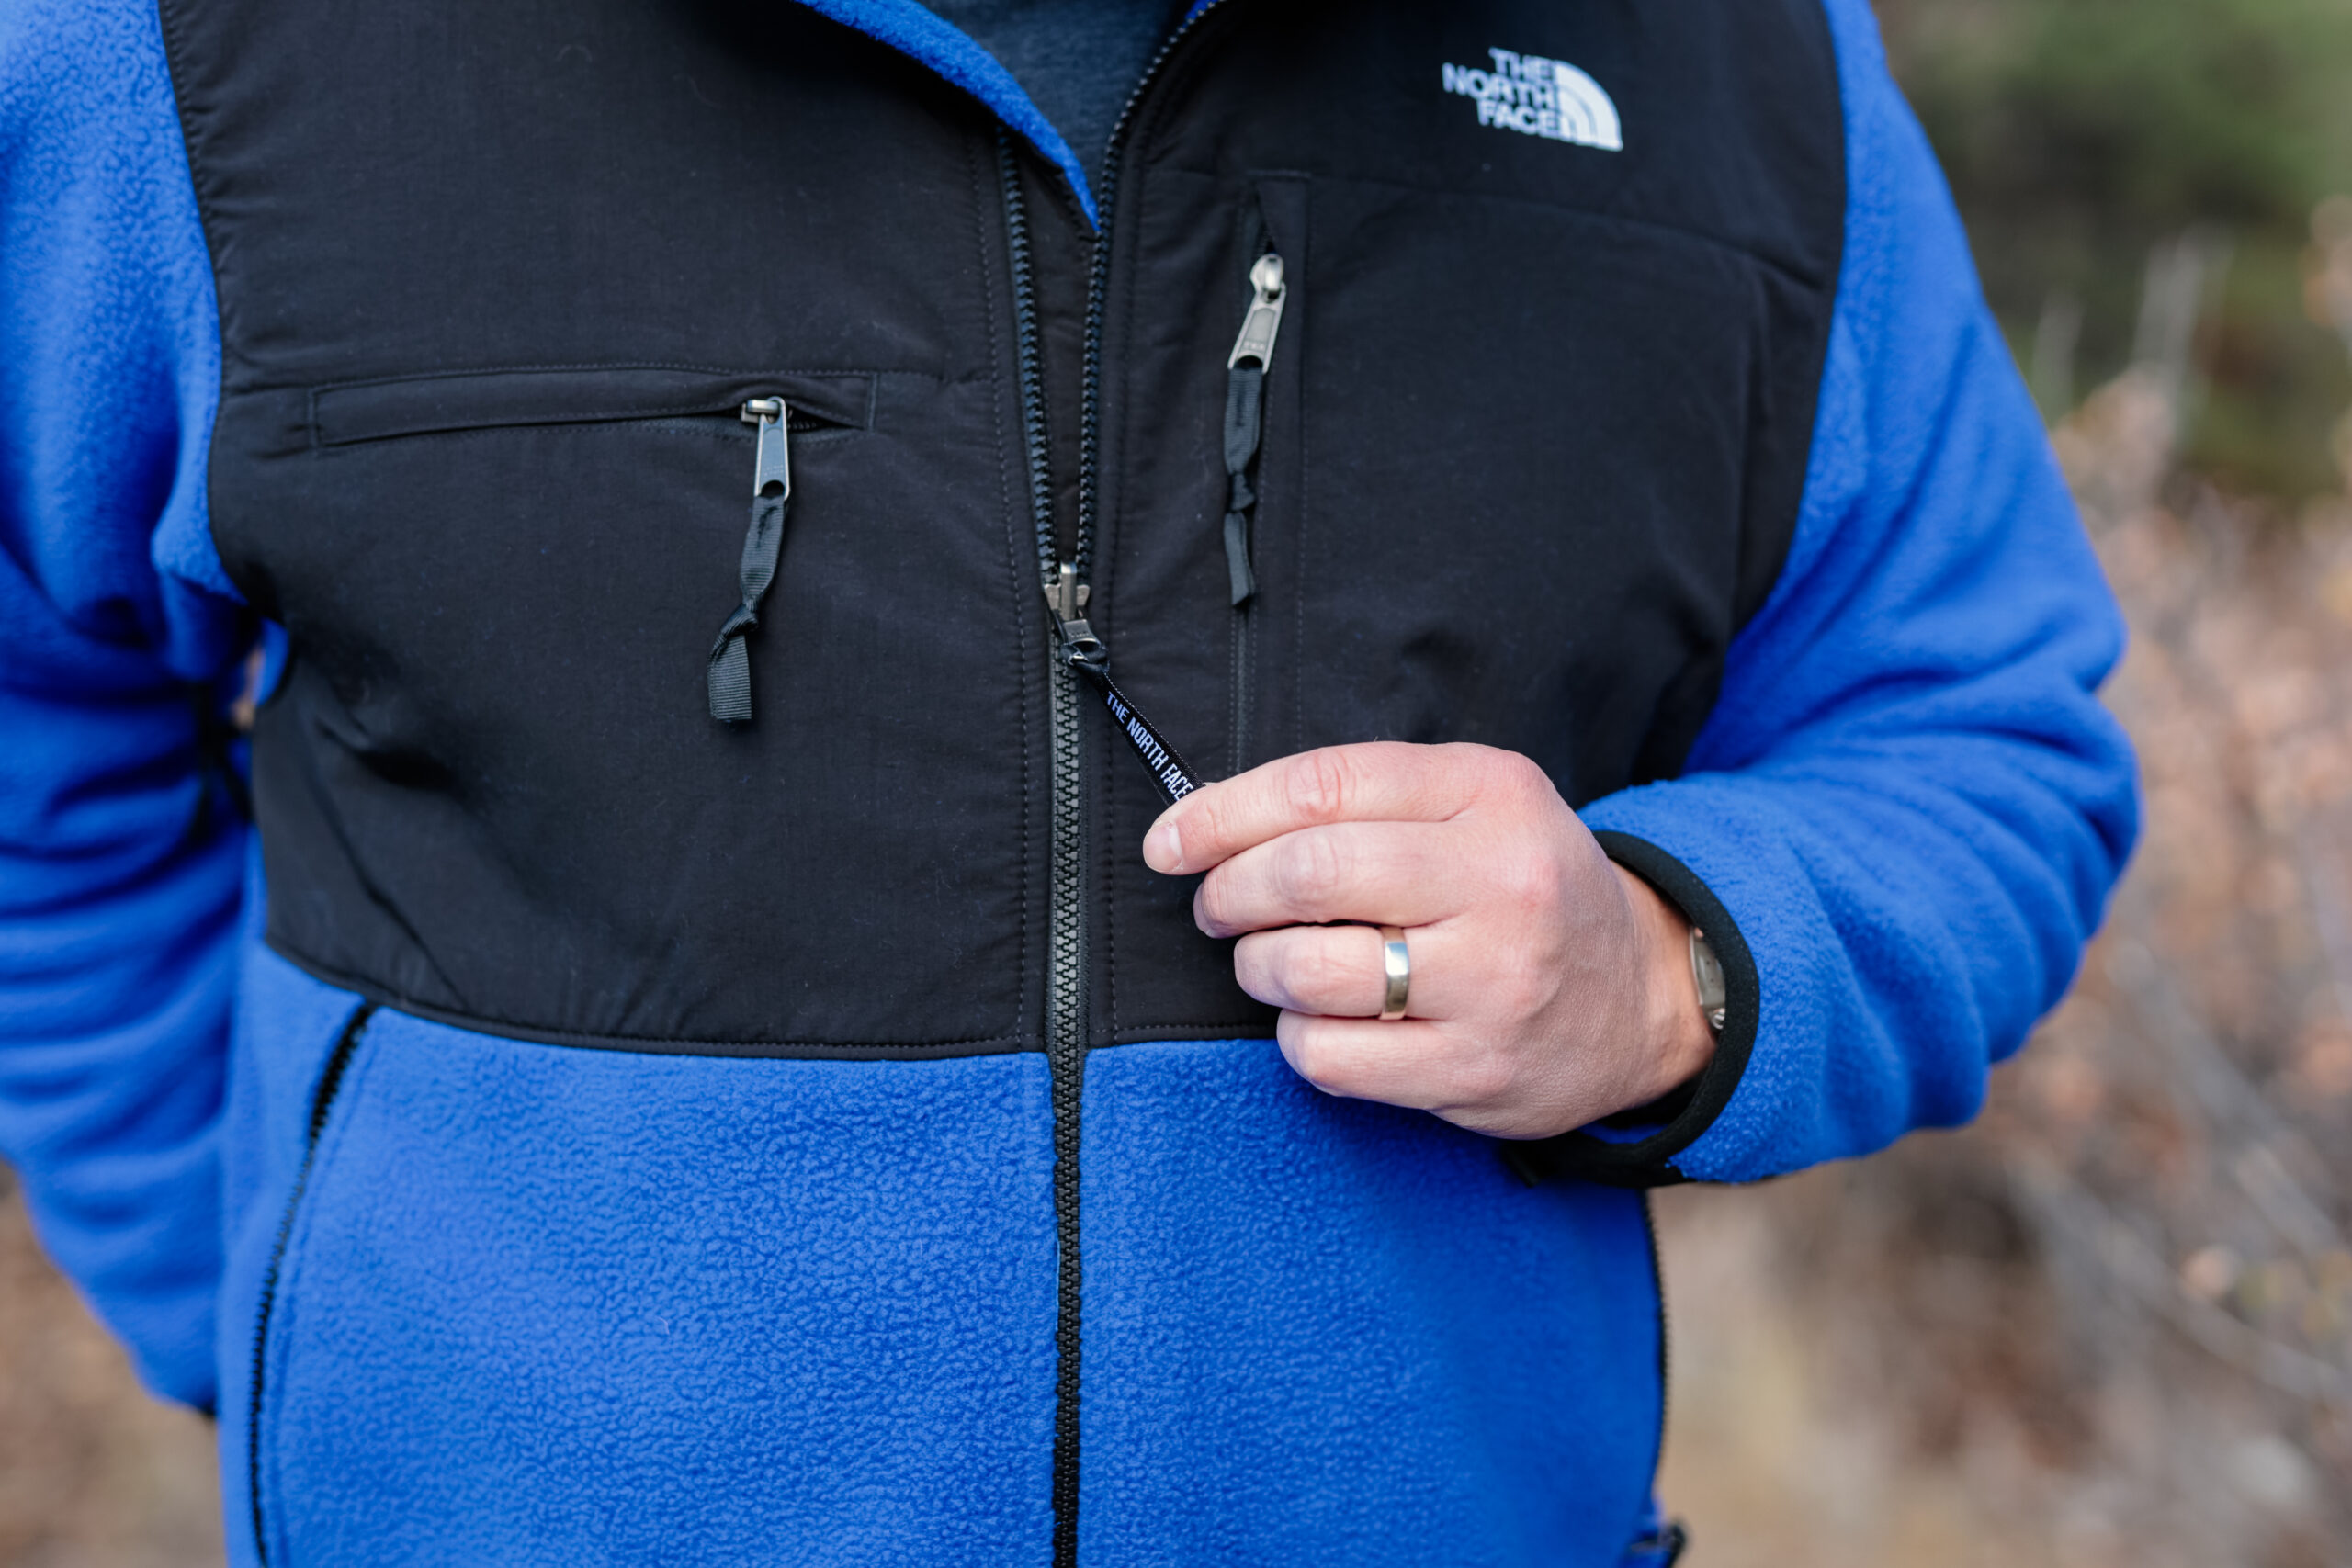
1220, 251, 1286, 607
706, 399, 792, 724
1220, 243, 1287, 777
305, 365, 867, 727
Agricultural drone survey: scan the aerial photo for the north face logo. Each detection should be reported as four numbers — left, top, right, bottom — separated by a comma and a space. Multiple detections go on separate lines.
1441, 49, 1623, 152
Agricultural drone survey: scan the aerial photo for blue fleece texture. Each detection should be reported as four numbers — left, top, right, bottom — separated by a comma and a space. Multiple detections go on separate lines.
1581, 0, 2138, 1181
0, 0, 241, 1410
794, 0, 1101, 221
218, 949, 1060, 1567
1080, 1039, 1660, 1563
0, 0, 2135, 1559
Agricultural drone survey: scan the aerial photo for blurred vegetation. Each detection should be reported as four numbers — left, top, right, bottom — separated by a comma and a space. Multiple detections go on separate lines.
1878, 0, 2352, 498
1641, 11, 2352, 1563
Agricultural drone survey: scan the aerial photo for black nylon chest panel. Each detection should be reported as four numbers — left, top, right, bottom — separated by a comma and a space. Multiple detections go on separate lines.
161, 0, 1841, 1055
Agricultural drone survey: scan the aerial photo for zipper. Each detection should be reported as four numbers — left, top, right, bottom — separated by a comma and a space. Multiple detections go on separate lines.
305, 367, 862, 448
705, 398, 795, 724
997, 11, 1237, 1561
994, 134, 1092, 1568
1222, 243, 1285, 773
247, 1000, 378, 1568
304, 366, 854, 728
1221, 248, 1285, 604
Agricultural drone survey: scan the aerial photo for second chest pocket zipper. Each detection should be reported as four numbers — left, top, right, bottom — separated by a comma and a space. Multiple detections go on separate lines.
1220, 251, 1286, 607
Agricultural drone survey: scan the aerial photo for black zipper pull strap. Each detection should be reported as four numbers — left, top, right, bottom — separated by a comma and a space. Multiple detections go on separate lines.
1219, 252, 1286, 607
707, 398, 793, 725
1043, 563, 1203, 804
1091, 665, 1202, 804
1221, 366, 1263, 605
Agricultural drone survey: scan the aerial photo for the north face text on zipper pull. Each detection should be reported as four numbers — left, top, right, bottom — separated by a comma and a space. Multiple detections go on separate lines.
706, 398, 792, 725
1221, 253, 1284, 606
1044, 563, 1203, 805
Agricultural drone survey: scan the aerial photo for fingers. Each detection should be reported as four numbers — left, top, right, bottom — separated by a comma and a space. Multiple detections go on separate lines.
1274, 1012, 1518, 1120
1233, 924, 1394, 1018
1193, 821, 1465, 937
1234, 920, 1497, 1021
1144, 742, 1534, 875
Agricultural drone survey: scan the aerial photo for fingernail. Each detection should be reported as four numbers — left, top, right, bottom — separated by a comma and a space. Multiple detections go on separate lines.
1144, 819, 1182, 873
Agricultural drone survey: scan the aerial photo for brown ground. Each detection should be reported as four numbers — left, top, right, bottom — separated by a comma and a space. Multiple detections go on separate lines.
0, 1169, 220, 1568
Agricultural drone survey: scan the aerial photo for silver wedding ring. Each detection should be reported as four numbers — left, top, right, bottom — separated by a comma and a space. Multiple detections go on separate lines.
1377, 925, 1410, 1021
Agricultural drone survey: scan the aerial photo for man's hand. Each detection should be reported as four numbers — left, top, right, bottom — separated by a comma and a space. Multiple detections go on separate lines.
1141, 742, 1715, 1139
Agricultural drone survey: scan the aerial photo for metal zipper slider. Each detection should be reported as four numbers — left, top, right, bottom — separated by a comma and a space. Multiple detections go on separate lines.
1043, 561, 1108, 672
741, 398, 790, 499
1227, 253, 1286, 369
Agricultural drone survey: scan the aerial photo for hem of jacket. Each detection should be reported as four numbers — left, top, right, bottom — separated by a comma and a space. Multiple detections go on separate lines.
1502, 830, 1760, 1190
262, 936, 1042, 1060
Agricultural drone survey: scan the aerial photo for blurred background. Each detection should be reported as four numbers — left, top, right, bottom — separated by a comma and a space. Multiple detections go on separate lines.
5, 1, 2352, 1562
1655, 1, 2352, 1562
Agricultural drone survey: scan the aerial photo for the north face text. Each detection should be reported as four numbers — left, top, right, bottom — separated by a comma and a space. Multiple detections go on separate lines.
1440, 48, 1623, 152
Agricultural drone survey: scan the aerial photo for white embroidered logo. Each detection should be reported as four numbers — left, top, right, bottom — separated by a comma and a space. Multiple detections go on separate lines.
1441, 49, 1623, 152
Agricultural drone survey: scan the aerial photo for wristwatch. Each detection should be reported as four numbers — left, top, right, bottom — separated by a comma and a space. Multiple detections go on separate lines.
1689, 928, 1727, 1033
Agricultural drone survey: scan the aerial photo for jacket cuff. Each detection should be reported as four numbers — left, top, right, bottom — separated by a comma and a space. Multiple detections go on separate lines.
1498, 830, 1759, 1190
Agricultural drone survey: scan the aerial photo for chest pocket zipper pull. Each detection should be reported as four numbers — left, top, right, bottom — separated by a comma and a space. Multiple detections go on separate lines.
707, 398, 792, 724
1221, 252, 1285, 607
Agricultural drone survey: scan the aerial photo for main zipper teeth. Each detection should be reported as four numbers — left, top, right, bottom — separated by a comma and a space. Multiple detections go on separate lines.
997, 135, 1059, 576
1001, 127, 1091, 1568
1007, 17, 1234, 1559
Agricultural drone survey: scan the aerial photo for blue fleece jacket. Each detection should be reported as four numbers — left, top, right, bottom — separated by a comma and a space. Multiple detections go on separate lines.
0, 0, 2136, 1562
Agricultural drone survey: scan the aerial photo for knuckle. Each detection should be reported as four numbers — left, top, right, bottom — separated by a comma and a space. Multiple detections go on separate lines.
1192, 792, 1239, 861
1430, 1033, 1515, 1104
1480, 748, 1551, 807
1452, 1049, 1516, 1106
1275, 831, 1349, 909
1490, 962, 1553, 1027
1295, 940, 1359, 1010
1492, 845, 1565, 915
1505, 934, 1566, 1011
1283, 748, 1356, 824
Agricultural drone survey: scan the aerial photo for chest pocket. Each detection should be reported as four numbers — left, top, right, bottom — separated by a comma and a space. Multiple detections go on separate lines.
1093, 156, 1834, 1042
309, 366, 872, 728
243, 361, 1043, 1053
1286, 177, 1797, 801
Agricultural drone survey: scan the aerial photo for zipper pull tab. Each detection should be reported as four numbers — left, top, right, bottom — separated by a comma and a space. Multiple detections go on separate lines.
1043, 561, 1108, 672
1041, 560, 1203, 804
1227, 253, 1287, 370
1042, 565, 1204, 803
1220, 252, 1285, 607
741, 398, 791, 499
707, 399, 796, 724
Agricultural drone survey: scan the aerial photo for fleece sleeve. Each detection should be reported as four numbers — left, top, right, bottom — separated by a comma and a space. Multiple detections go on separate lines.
1543, 0, 2140, 1186
0, 0, 248, 1409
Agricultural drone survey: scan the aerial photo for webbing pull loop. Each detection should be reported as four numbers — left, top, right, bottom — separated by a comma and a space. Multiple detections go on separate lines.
707, 400, 792, 725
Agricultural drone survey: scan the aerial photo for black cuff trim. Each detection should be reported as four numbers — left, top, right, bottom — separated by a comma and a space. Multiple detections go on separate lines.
1499, 830, 1758, 1190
